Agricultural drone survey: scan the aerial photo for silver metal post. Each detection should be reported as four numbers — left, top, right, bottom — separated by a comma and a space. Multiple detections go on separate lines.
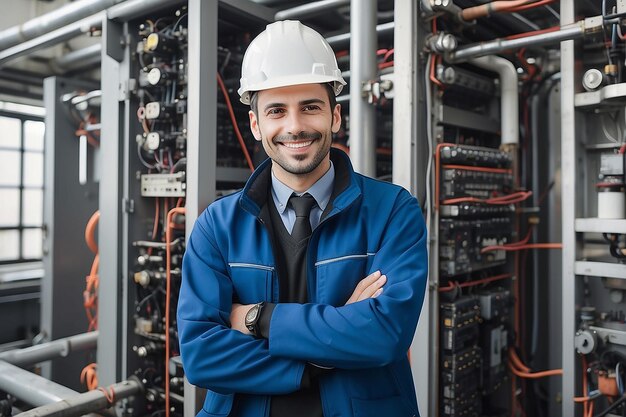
0, 332, 98, 367
15, 378, 142, 417
275, 0, 350, 21
349, 0, 377, 176
0, 361, 79, 407
561, 0, 576, 416
448, 23, 584, 62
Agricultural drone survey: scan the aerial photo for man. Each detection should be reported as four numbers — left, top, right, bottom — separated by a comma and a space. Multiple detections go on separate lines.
178, 20, 427, 417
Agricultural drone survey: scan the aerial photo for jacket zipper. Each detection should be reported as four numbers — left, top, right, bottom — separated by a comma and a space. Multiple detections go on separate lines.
314, 253, 376, 266
228, 262, 275, 271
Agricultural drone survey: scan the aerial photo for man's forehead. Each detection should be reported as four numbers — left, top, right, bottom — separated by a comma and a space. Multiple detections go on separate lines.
257, 83, 329, 105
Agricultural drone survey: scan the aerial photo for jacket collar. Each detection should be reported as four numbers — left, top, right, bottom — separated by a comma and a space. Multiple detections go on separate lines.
239, 148, 361, 218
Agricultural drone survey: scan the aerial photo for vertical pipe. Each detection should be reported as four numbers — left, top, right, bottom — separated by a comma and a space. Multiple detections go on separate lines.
561, 0, 576, 414
349, 0, 377, 176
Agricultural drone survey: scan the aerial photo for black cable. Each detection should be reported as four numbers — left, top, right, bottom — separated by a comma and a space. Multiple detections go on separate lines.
594, 395, 626, 417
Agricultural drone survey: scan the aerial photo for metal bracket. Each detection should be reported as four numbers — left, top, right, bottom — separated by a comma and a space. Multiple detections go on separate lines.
123, 198, 135, 214
362, 75, 394, 104
118, 79, 137, 101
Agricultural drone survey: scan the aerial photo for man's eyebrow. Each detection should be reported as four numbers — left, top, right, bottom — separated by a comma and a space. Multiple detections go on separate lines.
263, 102, 286, 112
300, 98, 325, 106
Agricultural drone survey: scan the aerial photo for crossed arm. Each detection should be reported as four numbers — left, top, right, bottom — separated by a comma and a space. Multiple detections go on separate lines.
230, 270, 387, 335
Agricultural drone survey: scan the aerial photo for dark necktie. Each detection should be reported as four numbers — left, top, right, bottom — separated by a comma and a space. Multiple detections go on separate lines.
289, 193, 317, 241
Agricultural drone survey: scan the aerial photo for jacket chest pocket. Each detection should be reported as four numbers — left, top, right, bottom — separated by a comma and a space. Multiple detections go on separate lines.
228, 263, 275, 304
314, 253, 376, 305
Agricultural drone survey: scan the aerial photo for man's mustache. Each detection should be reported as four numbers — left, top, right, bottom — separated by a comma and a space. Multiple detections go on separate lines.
274, 132, 322, 143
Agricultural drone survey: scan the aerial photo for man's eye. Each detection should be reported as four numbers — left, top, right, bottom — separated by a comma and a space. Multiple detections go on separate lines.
302, 105, 320, 111
267, 108, 284, 115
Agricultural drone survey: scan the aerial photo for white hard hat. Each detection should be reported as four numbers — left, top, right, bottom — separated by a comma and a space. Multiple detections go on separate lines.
238, 20, 346, 105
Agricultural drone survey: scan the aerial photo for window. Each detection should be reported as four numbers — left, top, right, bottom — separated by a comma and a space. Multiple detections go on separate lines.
0, 112, 45, 264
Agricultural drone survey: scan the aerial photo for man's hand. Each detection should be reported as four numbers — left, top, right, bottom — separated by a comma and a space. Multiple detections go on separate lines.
231, 303, 253, 335
345, 270, 386, 305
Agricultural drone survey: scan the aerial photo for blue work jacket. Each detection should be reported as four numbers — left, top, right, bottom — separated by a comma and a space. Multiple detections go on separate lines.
178, 149, 428, 417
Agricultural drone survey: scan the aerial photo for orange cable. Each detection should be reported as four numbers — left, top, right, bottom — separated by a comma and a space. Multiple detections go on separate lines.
509, 348, 531, 373
165, 207, 186, 417
509, 0, 557, 12
85, 211, 100, 254
460, 0, 530, 21
506, 26, 560, 40
438, 273, 512, 292
508, 350, 563, 378
216, 73, 255, 172
481, 243, 563, 253
429, 54, 444, 88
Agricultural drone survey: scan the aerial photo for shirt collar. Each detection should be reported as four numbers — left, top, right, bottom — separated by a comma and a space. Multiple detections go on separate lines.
270, 161, 335, 214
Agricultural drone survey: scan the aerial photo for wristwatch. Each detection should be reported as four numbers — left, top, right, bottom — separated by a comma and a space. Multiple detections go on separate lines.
245, 302, 265, 337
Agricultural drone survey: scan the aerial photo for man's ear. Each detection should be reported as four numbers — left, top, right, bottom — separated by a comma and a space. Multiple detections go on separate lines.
331, 103, 342, 134
249, 110, 261, 141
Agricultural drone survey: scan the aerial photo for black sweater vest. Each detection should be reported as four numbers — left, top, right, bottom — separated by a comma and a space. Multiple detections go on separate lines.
263, 197, 323, 417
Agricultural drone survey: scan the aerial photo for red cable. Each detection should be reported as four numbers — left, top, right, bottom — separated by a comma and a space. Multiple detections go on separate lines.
508, 0, 557, 12
506, 26, 560, 40
438, 273, 512, 292
442, 164, 512, 174
217, 73, 255, 172
481, 243, 563, 253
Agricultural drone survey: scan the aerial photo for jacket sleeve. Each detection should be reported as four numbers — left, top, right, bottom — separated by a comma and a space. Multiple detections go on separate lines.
267, 190, 428, 369
177, 209, 306, 395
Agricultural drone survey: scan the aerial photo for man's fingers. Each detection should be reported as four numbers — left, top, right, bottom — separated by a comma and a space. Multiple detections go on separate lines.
356, 274, 386, 302
346, 270, 381, 304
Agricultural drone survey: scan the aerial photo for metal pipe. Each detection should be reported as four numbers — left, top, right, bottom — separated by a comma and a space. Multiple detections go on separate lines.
326, 21, 394, 48
0, 332, 98, 368
275, 0, 350, 21
0, 13, 105, 68
349, 0, 377, 176
448, 23, 584, 62
15, 378, 143, 417
0, 0, 184, 67
469, 55, 519, 145
107, 0, 186, 21
0, 361, 79, 407
0, 0, 120, 52
54, 44, 102, 71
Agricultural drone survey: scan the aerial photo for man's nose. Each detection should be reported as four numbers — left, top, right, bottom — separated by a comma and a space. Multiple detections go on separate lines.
285, 112, 305, 136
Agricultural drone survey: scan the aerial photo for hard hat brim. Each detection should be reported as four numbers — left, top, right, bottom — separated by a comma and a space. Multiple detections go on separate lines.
239, 74, 346, 105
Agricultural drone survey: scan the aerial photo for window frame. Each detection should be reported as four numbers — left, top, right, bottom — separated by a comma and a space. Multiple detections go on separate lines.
0, 109, 45, 265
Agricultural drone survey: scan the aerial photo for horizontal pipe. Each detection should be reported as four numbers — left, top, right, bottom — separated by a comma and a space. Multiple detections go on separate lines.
107, 0, 186, 21
0, 0, 183, 67
15, 378, 143, 417
0, 0, 120, 51
0, 361, 79, 407
0, 331, 98, 368
447, 23, 583, 62
0, 13, 105, 68
275, 0, 350, 21
54, 44, 102, 71
326, 21, 394, 48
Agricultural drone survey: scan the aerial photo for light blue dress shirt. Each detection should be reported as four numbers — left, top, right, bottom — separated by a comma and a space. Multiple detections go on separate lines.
270, 161, 335, 234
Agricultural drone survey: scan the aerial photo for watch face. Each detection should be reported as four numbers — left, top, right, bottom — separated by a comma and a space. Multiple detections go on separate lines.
246, 305, 259, 323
